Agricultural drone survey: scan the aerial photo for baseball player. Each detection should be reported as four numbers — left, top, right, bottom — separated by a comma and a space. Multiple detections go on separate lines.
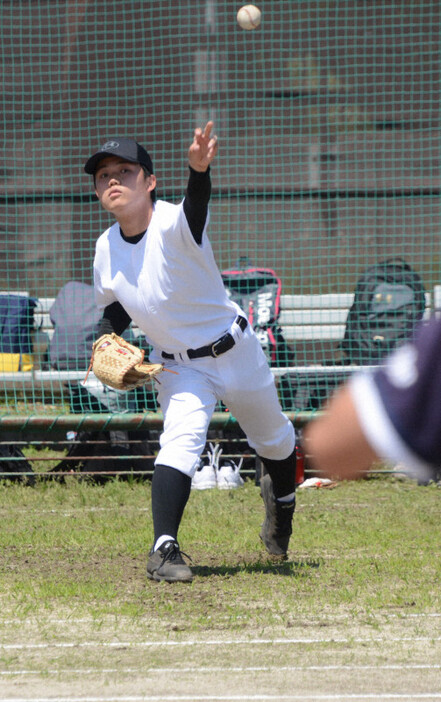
304, 317, 441, 485
84, 122, 297, 583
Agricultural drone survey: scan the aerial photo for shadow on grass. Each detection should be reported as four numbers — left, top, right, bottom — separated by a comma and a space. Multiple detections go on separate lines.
192, 558, 321, 578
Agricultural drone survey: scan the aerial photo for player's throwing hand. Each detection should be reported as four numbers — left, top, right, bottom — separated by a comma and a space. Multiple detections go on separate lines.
188, 121, 218, 172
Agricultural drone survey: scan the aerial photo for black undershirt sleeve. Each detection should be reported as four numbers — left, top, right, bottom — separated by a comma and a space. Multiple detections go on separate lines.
97, 301, 131, 337
183, 166, 211, 245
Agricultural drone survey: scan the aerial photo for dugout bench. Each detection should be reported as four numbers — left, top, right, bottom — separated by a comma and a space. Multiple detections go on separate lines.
0, 286, 437, 403
0, 288, 437, 480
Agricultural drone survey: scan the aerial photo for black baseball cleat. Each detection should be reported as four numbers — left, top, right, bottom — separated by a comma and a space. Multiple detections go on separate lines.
147, 540, 193, 583
259, 474, 295, 558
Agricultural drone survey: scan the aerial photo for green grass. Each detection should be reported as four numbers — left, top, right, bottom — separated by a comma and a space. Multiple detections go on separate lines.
0, 476, 440, 631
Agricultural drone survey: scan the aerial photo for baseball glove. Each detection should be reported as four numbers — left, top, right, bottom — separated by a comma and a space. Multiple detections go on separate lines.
85, 333, 165, 391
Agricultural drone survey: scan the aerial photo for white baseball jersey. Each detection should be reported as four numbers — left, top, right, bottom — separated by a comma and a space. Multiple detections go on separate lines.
93, 199, 241, 353
93, 196, 295, 474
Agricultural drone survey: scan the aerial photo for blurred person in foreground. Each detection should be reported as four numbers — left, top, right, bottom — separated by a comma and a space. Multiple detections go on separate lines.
303, 318, 441, 484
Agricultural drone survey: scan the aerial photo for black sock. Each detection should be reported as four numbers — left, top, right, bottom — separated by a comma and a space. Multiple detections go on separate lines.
259, 447, 297, 499
151, 464, 192, 543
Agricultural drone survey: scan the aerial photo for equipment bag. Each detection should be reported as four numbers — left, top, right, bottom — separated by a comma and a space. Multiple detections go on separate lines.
221, 263, 294, 366
0, 444, 35, 485
49, 281, 102, 370
49, 429, 154, 484
0, 294, 36, 371
340, 258, 426, 365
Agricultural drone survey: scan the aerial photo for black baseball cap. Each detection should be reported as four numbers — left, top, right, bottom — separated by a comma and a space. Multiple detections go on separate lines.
84, 137, 154, 175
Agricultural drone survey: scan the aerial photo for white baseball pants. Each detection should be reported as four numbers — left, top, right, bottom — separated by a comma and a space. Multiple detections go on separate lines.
150, 326, 295, 477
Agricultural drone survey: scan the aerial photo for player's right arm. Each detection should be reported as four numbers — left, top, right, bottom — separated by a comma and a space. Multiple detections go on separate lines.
97, 301, 132, 337
94, 253, 132, 337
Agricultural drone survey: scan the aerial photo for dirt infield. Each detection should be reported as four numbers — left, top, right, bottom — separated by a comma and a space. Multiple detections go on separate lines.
1, 612, 441, 700
1, 479, 440, 700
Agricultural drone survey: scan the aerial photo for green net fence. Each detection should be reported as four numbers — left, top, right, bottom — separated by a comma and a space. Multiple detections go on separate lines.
0, 0, 440, 426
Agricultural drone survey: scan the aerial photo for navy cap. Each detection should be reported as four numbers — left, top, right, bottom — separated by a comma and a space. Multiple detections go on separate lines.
84, 137, 154, 175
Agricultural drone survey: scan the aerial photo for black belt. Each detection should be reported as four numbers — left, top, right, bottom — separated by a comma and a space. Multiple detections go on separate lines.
162, 315, 248, 361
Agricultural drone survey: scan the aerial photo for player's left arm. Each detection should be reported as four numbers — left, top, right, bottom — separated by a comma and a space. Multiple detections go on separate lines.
188, 120, 218, 172
184, 121, 218, 244
183, 168, 211, 244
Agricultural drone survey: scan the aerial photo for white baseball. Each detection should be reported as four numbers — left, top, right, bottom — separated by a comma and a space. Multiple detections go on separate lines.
237, 4, 261, 31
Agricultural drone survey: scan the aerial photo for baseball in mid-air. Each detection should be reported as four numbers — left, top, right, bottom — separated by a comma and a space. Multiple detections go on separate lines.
237, 4, 261, 31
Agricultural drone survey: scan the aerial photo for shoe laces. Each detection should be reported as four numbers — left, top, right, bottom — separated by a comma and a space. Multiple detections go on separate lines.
219, 457, 244, 473
159, 541, 192, 565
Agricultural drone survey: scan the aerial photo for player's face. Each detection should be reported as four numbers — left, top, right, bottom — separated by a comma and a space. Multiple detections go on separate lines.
94, 156, 156, 215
